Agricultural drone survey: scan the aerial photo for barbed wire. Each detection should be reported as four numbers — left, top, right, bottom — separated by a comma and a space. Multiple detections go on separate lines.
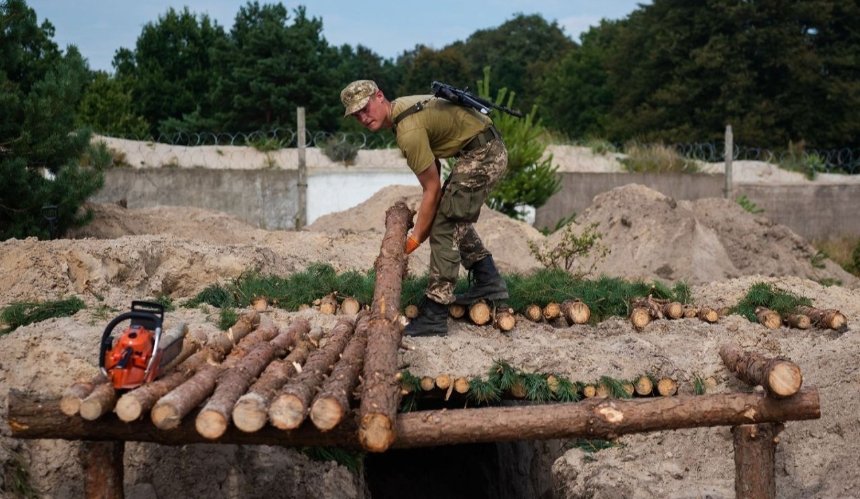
104, 130, 858, 174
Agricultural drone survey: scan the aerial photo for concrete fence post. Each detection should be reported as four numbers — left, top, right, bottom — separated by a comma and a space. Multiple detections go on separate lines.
296, 107, 307, 229
725, 124, 733, 199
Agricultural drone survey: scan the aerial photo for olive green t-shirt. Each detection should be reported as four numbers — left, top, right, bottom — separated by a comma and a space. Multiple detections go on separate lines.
391, 95, 492, 174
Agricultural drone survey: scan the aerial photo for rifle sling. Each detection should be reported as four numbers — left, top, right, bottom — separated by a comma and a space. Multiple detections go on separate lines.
392, 99, 431, 134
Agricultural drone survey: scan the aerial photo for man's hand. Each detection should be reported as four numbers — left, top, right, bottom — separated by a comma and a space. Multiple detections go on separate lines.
405, 235, 420, 254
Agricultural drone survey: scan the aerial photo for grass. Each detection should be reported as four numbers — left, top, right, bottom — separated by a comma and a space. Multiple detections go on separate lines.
813, 236, 860, 277
1, 297, 86, 334
735, 194, 764, 214
620, 142, 699, 173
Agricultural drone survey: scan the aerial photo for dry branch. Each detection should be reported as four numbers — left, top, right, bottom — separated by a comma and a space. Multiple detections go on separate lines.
359, 201, 411, 453
310, 315, 370, 431
720, 343, 803, 399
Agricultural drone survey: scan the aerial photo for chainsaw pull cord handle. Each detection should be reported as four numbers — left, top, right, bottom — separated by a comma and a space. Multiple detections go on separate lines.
98, 311, 161, 376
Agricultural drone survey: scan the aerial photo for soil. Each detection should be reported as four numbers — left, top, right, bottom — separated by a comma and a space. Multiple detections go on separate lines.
2, 161, 859, 497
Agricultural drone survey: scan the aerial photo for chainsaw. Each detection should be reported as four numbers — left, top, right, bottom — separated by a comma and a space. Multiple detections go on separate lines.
99, 301, 185, 390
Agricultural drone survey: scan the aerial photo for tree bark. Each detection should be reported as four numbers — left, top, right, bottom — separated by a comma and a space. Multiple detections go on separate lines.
151, 322, 277, 430
755, 307, 782, 329
195, 318, 310, 439
796, 306, 846, 330
310, 314, 369, 431
61, 374, 108, 416
733, 423, 780, 499
269, 315, 358, 430
9, 389, 819, 448
720, 343, 803, 398
233, 337, 313, 433
115, 312, 261, 423
81, 440, 124, 499
360, 201, 411, 453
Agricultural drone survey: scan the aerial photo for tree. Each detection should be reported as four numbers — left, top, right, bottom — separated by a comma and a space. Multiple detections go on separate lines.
477, 68, 560, 220
113, 7, 227, 135
77, 71, 149, 138
209, 3, 341, 132
1, 0, 102, 239
397, 45, 471, 96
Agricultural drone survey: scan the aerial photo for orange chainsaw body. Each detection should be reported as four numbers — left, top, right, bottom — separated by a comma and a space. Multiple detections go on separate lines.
103, 325, 156, 389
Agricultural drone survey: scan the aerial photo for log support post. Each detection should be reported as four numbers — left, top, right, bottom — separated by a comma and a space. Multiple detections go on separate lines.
81, 440, 124, 499
733, 423, 780, 499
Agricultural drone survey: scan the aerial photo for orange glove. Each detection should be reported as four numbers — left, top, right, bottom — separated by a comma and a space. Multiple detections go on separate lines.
405, 235, 420, 254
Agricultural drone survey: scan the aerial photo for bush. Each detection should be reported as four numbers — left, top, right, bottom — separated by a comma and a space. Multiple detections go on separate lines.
322, 136, 359, 165
735, 194, 764, 214
527, 222, 609, 278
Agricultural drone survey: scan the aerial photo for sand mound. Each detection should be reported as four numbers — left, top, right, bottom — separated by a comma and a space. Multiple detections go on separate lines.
556, 184, 858, 287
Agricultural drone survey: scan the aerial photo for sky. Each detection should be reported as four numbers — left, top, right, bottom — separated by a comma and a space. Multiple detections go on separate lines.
28, 0, 647, 73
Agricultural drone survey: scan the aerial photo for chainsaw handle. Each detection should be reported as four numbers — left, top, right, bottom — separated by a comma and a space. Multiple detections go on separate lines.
98, 311, 162, 374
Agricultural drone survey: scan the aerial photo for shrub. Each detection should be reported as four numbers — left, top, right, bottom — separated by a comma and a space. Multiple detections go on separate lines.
528, 222, 609, 278
735, 194, 764, 214
322, 136, 359, 165
621, 142, 699, 173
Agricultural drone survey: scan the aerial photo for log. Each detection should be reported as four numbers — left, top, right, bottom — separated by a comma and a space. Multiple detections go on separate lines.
683, 305, 699, 318
755, 307, 782, 330
453, 377, 470, 394
634, 375, 654, 396
733, 423, 780, 499
509, 380, 527, 399
310, 315, 370, 431
61, 373, 108, 416
404, 304, 419, 319
341, 296, 361, 316
79, 382, 116, 421
233, 337, 313, 433
195, 318, 310, 439
360, 201, 411, 453
151, 321, 277, 429
657, 378, 678, 397
269, 316, 358, 430
561, 300, 590, 325
495, 308, 516, 332
630, 307, 651, 330
419, 376, 436, 392
448, 303, 466, 319
524, 304, 543, 322
252, 297, 268, 312
319, 292, 338, 315
546, 375, 559, 394
632, 296, 664, 320
698, 307, 719, 323
542, 302, 561, 321
81, 440, 124, 499
582, 384, 597, 398
468, 301, 492, 326
121, 311, 260, 420
153, 322, 197, 373
435, 374, 451, 391
622, 382, 635, 397
663, 301, 683, 319
595, 384, 610, 398
9, 389, 820, 448
719, 343, 803, 399
785, 314, 811, 330
796, 306, 847, 330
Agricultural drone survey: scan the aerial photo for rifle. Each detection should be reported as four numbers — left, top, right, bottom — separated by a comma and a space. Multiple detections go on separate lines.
431, 81, 523, 118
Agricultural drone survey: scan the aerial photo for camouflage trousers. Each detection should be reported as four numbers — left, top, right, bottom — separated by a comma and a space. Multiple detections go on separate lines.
426, 137, 508, 304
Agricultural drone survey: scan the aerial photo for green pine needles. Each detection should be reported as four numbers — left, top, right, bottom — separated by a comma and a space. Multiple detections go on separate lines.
732, 282, 812, 322
1, 297, 86, 334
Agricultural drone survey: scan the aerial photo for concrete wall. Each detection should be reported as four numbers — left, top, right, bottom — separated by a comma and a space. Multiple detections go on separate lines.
534, 171, 860, 239
93, 168, 301, 230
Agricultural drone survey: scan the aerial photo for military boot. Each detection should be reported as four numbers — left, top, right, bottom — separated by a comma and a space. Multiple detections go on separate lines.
403, 298, 449, 336
454, 255, 509, 305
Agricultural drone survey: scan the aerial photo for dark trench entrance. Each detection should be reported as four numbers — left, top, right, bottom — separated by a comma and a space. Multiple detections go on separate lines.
365, 440, 562, 499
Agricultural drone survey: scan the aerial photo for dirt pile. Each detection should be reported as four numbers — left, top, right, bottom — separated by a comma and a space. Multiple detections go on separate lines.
2, 182, 859, 498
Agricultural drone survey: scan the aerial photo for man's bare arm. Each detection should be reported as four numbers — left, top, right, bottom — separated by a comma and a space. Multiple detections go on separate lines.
411, 160, 442, 243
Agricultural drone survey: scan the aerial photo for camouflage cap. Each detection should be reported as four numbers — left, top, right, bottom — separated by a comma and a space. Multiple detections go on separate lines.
340, 80, 378, 117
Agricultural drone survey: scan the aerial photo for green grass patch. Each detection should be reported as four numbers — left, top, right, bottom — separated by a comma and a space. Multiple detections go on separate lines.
217, 307, 239, 331
731, 282, 812, 322
1, 297, 86, 334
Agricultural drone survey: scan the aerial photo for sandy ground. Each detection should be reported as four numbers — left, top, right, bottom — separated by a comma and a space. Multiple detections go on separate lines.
2, 148, 859, 497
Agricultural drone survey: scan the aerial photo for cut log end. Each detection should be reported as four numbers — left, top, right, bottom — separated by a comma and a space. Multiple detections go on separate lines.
524, 304, 543, 322
59, 397, 82, 417
340, 297, 361, 316
151, 404, 181, 430
232, 395, 268, 433
115, 396, 143, 423
195, 410, 228, 440
663, 302, 683, 319
435, 374, 451, 391
756, 308, 782, 329
768, 362, 803, 398
785, 314, 811, 330
359, 413, 396, 453
269, 394, 306, 430
310, 397, 344, 432
634, 376, 654, 396
404, 304, 419, 320
495, 310, 516, 331
657, 378, 678, 397
630, 307, 651, 330
699, 307, 720, 323
420, 376, 436, 392
453, 377, 470, 394
448, 304, 466, 319
469, 302, 492, 326
563, 300, 591, 325
542, 302, 561, 321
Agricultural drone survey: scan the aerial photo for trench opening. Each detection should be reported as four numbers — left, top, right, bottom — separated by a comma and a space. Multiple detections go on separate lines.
364, 440, 562, 499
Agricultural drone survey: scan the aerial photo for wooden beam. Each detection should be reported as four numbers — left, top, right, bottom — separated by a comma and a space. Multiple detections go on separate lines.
81, 440, 124, 499
733, 423, 780, 499
9, 388, 819, 449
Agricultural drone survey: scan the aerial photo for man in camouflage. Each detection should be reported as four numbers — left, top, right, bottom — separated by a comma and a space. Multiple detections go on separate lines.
341, 79, 509, 336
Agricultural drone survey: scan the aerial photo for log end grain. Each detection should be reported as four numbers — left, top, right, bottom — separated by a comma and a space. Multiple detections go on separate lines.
340, 297, 361, 316
195, 409, 228, 440
435, 374, 451, 391
524, 304, 543, 322
453, 377, 470, 394
768, 362, 803, 398
699, 307, 720, 324
663, 302, 683, 319
448, 304, 466, 319
233, 394, 268, 433
59, 396, 82, 417
495, 311, 516, 331
359, 413, 396, 453
115, 395, 143, 422
151, 403, 182, 430
404, 304, 419, 320
269, 393, 306, 430
469, 302, 492, 326
630, 307, 651, 330
657, 378, 678, 397
634, 376, 654, 396
542, 302, 561, 321
310, 397, 345, 432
